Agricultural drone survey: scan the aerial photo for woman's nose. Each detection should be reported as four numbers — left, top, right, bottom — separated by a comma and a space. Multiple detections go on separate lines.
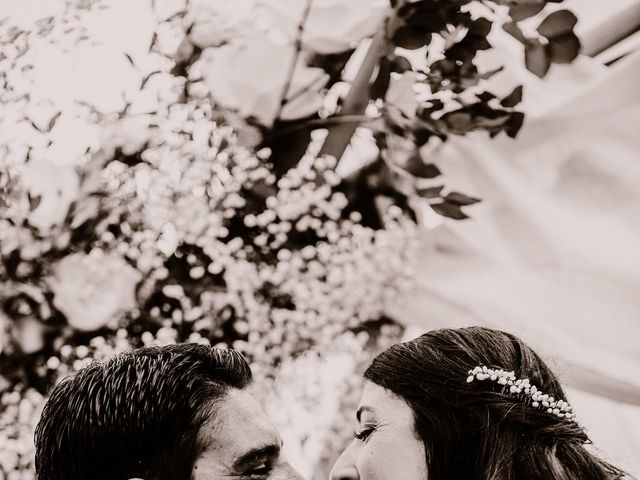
329, 446, 359, 480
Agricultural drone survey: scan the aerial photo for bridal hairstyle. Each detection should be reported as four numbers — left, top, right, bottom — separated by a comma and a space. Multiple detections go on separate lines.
35, 344, 252, 480
364, 327, 628, 480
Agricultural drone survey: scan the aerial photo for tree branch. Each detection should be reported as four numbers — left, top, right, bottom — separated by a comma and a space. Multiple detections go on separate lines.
319, 27, 386, 161
274, 0, 314, 123
267, 114, 379, 140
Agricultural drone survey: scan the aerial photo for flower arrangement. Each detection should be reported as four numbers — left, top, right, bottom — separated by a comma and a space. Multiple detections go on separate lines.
0, 0, 578, 477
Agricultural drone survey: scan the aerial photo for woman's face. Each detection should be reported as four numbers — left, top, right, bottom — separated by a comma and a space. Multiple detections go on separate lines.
330, 380, 427, 480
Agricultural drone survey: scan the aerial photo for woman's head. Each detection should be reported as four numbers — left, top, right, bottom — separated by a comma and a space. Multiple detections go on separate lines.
331, 326, 627, 480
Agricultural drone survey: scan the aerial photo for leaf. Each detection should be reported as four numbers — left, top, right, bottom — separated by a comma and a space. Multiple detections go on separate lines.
124, 52, 135, 67
29, 120, 43, 133
307, 49, 354, 83
444, 111, 473, 130
431, 201, 469, 220
392, 25, 432, 50
47, 111, 61, 131
524, 40, 551, 78
536, 10, 578, 39
398, 0, 448, 18
370, 57, 392, 100
390, 55, 413, 73
445, 192, 480, 206
3, 249, 22, 279
149, 32, 158, 52
502, 21, 527, 43
263, 122, 313, 178
468, 17, 492, 38
478, 66, 504, 80
443, 15, 491, 60
500, 85, 523, 108
430, 58, 457, 76
405, 9, 448, 31
27, 192, 42, 211
549, 33, 580, 64
473, 113, 510, 129
420, 98, 444, 114
477, 91, 496, 102
417, 185, 444, 199
404, 153, 441, 178
506, 111, 525, 138
413, 128, 433, 145
375, 162, 414, 197
509, 3, 544, 22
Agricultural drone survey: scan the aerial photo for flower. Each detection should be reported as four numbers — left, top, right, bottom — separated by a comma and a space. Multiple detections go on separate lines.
101, 115, 158, 156
201, 34, 329, 127
263, 0, 390, 54
49, 250, 141, 331
186, 0, 256, 48
11, 317, 45, 354
19, 157, 79, 231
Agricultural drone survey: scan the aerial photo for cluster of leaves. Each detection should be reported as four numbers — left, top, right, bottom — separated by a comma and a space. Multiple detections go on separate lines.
505, 7, 580, 77
321, 0, 578, 225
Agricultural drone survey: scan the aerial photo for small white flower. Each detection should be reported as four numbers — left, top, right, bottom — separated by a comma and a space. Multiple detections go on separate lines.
49, 251, 141, 332
11, 317, 45, 355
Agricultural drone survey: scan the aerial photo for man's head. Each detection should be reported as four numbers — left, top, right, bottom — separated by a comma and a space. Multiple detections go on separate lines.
35, 343, 303, 480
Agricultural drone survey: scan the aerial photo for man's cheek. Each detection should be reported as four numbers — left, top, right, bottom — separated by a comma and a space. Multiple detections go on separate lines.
269, 460, 304, 480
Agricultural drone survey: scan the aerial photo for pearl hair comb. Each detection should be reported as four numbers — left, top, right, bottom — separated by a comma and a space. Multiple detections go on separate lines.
466, 366, 576, 421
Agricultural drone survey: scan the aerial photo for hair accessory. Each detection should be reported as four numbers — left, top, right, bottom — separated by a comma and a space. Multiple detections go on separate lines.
466, 366, 576, 421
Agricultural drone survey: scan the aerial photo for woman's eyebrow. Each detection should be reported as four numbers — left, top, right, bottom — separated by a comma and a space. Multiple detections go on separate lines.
356, 406, 375, 422
232, 444, 281, 470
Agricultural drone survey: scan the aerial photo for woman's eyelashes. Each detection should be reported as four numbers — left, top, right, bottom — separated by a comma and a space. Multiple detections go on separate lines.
353, 425, 377, 441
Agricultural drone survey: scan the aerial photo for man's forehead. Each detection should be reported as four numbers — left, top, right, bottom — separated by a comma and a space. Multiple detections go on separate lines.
206, 388, 281, 452
192, 389, 283, 478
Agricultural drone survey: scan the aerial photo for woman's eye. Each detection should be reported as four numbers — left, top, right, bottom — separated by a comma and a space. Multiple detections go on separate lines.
353, 427, 375, 441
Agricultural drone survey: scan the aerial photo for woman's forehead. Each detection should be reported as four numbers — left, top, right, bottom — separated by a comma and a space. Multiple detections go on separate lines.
359, 381, 414, 422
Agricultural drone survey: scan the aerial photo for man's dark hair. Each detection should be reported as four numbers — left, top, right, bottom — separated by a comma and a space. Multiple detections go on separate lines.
35, 343, 252, 480
365, 327, 628, 480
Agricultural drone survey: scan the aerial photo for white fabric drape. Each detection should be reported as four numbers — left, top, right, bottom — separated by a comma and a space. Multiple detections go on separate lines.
388, 47, 640, 476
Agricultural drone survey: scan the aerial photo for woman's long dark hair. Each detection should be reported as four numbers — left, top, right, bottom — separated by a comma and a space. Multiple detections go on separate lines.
364, 326, 628, 480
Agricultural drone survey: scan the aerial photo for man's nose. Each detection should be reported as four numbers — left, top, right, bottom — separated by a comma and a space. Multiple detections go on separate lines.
329, 446, 359, 480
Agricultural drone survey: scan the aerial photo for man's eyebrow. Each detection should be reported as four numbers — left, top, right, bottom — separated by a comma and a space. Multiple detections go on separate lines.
232, 444, 281, 470
356, 406, 375, 422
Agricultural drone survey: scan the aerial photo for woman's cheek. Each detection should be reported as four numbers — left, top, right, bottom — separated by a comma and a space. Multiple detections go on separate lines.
355, 438, 388, 480
357, 435, 427, 480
